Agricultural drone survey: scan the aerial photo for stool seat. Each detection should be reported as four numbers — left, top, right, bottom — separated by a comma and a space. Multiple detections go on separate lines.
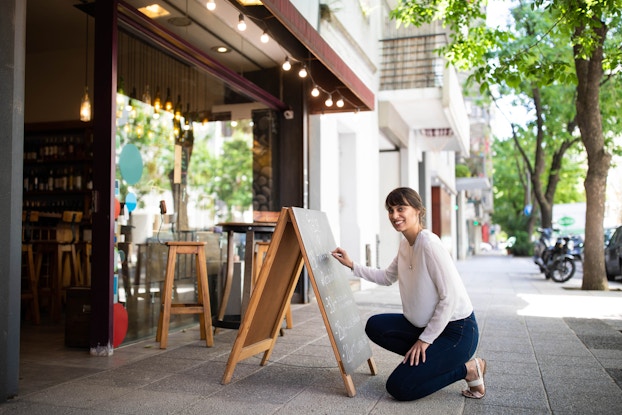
156, 241, 213, 349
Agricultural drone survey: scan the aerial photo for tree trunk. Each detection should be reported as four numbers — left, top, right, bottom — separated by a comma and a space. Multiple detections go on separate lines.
574, 22, 611, 291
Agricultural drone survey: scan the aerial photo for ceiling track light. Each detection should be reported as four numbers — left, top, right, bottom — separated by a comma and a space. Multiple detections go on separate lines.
206, 0, 216, 11
237, 13, 247, 31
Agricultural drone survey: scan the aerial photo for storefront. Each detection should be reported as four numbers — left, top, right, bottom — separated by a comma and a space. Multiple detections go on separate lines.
6, 0, 375, 367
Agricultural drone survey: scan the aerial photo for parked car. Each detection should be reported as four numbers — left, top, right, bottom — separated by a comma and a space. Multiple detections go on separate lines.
604, 225, 622, 281
604, 226, 617, 247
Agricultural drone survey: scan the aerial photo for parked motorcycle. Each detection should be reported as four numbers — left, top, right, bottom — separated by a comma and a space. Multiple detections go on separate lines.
533, 228, 576, 283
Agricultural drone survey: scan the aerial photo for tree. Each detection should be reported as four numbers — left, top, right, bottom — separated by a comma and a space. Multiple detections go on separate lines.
391, 0, 622, 290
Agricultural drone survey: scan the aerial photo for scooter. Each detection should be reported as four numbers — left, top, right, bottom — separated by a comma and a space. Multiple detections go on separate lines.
533, 228, 576, 283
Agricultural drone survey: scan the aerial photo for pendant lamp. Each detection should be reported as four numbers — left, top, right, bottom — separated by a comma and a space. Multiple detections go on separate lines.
80, 13, 92, 122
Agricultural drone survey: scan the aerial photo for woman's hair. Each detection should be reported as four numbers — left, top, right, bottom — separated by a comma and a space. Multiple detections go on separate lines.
385, 187, 426, 225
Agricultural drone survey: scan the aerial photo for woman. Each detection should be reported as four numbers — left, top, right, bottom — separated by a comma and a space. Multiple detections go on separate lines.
331, 187, 486, 401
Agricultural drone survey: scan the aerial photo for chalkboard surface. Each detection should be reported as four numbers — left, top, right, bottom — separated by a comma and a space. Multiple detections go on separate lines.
222, 207, 375, 396
290, 207, 372, 374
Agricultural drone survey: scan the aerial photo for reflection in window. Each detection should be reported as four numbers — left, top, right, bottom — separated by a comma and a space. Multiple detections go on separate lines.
115, 93, 253, 233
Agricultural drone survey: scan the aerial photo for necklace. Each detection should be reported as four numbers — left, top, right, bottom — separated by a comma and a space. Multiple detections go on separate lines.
408, 231, 421, 270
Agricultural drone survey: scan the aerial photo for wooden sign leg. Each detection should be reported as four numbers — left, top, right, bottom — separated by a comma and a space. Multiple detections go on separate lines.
340, 372, 357, 398
368, 357, 378, 375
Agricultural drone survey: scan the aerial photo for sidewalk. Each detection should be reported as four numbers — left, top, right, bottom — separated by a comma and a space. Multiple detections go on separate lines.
3, 254, 622, 414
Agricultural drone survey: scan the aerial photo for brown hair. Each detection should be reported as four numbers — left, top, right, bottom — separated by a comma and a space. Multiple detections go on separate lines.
385, 187, 426, 225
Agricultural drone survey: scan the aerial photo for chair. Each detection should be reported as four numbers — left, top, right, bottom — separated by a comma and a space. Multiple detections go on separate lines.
21, 211, 40, 324
34, 211, 83, 321
117, 225, 134, 298
156, 241, 213, 349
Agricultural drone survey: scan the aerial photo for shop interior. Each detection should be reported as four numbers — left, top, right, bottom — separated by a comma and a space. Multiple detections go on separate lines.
21, 0, 290, 349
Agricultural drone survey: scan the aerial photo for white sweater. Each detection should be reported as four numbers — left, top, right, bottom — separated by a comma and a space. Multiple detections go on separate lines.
352, 229, 473, 344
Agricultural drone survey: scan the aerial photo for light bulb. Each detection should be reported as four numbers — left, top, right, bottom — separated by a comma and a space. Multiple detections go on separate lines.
206, 0, 215, 11
260, 31, 269, 43
165, 88, 173, 112
80, 86, 92, 122
282, 57, 291, 71
336, 97, 344, 107
142, 84, 151, 105
325, 94, 333, 107
298, 65, 308, 78
153, 88, 161, 112
311, 86, 320, 97
237, 14, 247, 31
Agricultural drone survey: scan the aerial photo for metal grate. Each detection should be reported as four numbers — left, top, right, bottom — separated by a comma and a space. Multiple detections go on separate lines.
380, 33, 447, 91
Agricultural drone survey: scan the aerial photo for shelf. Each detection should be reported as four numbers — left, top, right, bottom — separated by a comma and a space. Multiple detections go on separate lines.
23, 121, 94, 220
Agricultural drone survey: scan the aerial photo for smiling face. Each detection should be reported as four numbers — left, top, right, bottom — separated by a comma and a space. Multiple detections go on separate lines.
385, 187, 425, 244
387, 204, 420, 234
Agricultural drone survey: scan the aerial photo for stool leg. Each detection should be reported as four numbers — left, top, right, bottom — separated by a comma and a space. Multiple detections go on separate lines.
70, 245, 80, 286
196, 248, 213, 347
53, 246, 63, 321
157, 246, 177, 349
23, 245, 41, 324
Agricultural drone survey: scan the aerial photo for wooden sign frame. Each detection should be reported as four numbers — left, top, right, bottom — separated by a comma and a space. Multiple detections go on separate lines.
222, 207, 377, 397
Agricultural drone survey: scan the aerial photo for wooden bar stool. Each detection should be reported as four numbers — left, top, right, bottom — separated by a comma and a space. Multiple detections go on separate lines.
21, 211, 40, 324
156, 241, 213, 349
34, 211, 82, 321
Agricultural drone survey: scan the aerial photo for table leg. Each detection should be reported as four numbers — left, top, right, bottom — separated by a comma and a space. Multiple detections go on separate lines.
241, 230, 255, 318
215, 230, 235, 331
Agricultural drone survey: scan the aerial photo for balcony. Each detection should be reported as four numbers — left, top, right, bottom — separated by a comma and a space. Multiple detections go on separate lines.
378, 34, 469, 155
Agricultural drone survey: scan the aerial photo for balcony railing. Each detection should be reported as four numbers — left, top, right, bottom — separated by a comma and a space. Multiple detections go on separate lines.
380, 33, 448, 90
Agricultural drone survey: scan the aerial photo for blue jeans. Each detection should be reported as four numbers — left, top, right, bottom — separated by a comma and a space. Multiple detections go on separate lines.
365, 312, 479, 401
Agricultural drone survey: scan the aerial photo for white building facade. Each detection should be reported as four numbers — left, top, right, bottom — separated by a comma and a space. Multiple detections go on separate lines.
291, 1, 481, 274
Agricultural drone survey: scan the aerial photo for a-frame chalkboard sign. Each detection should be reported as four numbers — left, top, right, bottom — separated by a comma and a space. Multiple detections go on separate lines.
222, 207, 377, 397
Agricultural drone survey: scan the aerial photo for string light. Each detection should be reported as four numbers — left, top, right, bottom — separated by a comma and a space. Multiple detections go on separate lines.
282, 57, 291, 71
206, 0, 215, 11
325, 94, 333, 107
311, 85, 320, 97
298, 65, 308, 78
336, 94, 344, 108
237, 13, 247, 31
260, 31, 269, 43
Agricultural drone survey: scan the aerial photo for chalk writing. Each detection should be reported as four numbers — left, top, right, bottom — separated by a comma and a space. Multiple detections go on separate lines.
291, 207, 373, 373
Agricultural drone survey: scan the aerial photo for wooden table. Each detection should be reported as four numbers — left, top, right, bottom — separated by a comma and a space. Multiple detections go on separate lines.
215, 222, 276, 330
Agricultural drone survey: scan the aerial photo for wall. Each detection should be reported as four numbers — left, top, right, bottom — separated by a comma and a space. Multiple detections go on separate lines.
25, 47, 91, 123
1, 0, 26, 401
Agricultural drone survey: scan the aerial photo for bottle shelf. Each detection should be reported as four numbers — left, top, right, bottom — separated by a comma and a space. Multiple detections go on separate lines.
23, 121, 94, 220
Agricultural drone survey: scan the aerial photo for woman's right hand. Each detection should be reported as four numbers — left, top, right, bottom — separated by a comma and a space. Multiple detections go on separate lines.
331, 247, 353, 270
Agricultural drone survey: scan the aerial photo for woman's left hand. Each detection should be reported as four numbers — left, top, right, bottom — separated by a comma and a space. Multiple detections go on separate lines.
403, 339, 429, 366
